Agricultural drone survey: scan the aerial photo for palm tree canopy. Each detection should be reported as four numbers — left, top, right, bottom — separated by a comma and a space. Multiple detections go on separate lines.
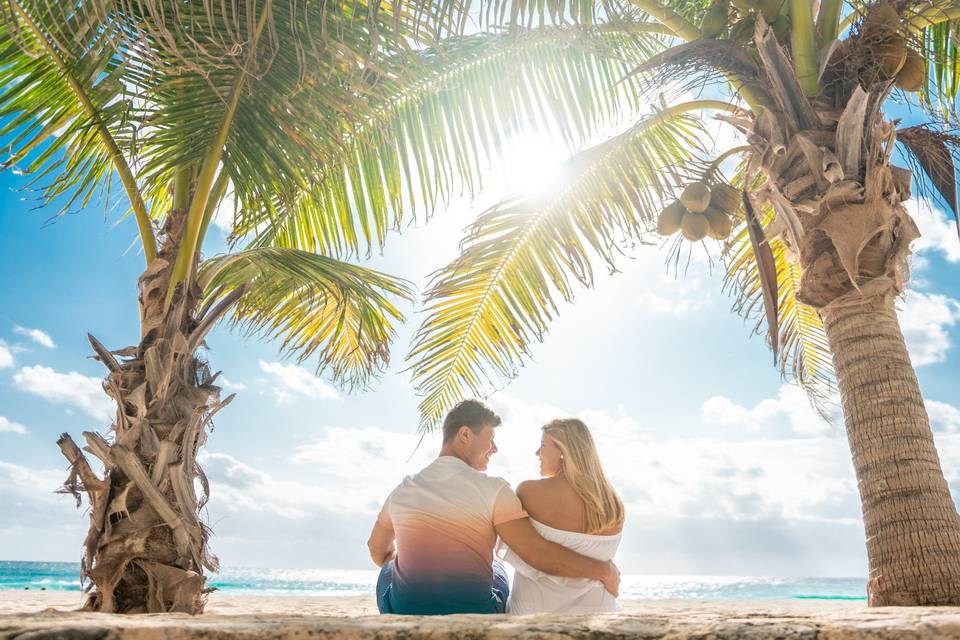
405, 0, 960, 429
0, 0, 459, 386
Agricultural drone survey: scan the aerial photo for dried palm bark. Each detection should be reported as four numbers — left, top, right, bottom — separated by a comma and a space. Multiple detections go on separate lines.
58, 209, 236, 613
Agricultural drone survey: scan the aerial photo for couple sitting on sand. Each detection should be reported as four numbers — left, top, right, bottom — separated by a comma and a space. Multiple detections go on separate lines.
367, 400, 624, 615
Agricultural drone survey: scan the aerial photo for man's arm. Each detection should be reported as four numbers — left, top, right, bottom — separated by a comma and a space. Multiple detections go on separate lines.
367, 520, 396, 567
495, 518, 620, 596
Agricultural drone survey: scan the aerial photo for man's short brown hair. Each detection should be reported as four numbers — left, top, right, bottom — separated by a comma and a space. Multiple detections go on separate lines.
442, 400, 501, 443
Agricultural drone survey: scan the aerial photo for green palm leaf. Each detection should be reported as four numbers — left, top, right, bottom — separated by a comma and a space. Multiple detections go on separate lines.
233, 23, 667, 257
898, 2, 960, 114
125, 0, 437, 223
407, 104, 707, 430
198, 248, 413, 390
0, 1, 157, 258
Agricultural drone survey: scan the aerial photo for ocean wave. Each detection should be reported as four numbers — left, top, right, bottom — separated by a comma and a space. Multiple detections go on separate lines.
0, 561, 867, 600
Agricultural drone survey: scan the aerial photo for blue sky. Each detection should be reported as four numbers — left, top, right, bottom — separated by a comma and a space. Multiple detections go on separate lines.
2, 97, 960, 578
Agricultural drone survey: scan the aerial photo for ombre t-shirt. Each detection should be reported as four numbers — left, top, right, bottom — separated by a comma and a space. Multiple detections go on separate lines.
378, 456, 528, 614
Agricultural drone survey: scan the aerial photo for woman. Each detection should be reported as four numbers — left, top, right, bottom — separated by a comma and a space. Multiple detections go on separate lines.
500, 418, 625, 614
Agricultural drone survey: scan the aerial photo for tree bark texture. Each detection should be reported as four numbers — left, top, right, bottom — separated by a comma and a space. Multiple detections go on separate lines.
58, 210, 233, 613
822, 300, 960, 605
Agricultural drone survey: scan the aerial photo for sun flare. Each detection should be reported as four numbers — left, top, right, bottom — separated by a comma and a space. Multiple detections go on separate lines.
499, 131, 569, 197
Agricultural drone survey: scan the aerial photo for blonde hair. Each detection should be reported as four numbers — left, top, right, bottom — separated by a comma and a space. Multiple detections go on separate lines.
542, 418, 624, 534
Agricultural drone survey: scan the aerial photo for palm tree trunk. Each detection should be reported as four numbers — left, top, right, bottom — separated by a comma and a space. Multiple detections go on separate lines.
822, 298, 960, 605
58, 209, 235, 614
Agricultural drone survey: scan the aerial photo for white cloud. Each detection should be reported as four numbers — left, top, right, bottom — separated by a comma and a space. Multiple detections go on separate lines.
220, 376, 247, 391
200, 452, 309, 519
928, 400, 960, 433
258, 360, 339, 403
13, 325, 55, 349
897, 290, 960, 366
0, 416, 28, 435
211, 189, 236, 233
905, 197, 960, 263
0, 341, 13, 369
12, 365, 113, 421
0, 460, 88, 562
637, 276, 710, 316
702, 384, 838, 437
194, 450, 385, 569
292, 426, 437, 510
482, 394, 857, 526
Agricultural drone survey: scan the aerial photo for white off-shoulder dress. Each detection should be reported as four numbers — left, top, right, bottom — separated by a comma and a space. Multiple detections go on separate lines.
499, 519, 622, 614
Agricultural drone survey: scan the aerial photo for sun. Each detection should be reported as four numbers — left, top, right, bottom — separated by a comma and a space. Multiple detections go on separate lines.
498, 130, 569, 197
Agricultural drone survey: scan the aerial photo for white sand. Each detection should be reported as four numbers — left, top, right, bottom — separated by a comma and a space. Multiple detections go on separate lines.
0, 591, 377, 616
0, 590, 864, 617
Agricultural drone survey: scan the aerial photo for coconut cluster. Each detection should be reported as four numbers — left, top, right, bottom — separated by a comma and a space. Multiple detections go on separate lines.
860, 4, 924, 91
657, 182, 739, 241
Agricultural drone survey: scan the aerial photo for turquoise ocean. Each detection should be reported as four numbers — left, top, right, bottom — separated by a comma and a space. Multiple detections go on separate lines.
0, 561, 866, 600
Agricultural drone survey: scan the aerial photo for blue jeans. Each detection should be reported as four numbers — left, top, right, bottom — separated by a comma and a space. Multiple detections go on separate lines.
376, 560, 510, 614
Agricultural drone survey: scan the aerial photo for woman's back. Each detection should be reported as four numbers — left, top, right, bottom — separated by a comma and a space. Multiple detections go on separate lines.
518, 478, 623, 536
503, 478, 622, 614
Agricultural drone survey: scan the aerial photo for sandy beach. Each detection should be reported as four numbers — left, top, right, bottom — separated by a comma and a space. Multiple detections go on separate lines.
0, 590, 866, 617
5, 591, 960, 639
0, 591, 382, 616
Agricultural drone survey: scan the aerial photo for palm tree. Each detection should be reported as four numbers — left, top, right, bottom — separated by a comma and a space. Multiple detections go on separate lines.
0, 0, 451, 613
407, 0, 960, 605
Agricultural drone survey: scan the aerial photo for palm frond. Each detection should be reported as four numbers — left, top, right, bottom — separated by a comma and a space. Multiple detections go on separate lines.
407, 105, 707, 430
722, 203, 838, 415
232, 23, 667, 258
627, 37, 765, 105
198, 248, 413, 390
0, 1, 156, 256
475, 0, 706, 33
0, 0, 453, 258
897, 124, 960, 234
127, 0, 434, 227
901, 1, 960, 121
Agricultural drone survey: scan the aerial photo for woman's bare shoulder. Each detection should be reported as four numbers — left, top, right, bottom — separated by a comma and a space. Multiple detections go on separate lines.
518, 477, 576, 506
516, 478, 548, 499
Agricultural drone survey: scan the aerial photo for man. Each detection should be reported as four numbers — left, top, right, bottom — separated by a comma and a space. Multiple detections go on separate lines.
367, 400, 620, 615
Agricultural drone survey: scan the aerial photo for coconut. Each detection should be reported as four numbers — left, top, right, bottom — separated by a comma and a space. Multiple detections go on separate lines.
700, 0, 728, 39
896, 49, 925, 92
680, 182, 712, 213
704, 207, 733, 240
680, 211, 710, 242
657, 201, 687, 236
709, 183, 741, 213
874, 36, 907, 78
864, 4, 901, 38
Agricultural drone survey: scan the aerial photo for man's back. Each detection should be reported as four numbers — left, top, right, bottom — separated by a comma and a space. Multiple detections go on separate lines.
377, 456, 526, 614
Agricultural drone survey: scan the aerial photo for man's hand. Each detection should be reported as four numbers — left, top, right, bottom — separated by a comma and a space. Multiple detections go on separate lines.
599, 560, 620, 597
